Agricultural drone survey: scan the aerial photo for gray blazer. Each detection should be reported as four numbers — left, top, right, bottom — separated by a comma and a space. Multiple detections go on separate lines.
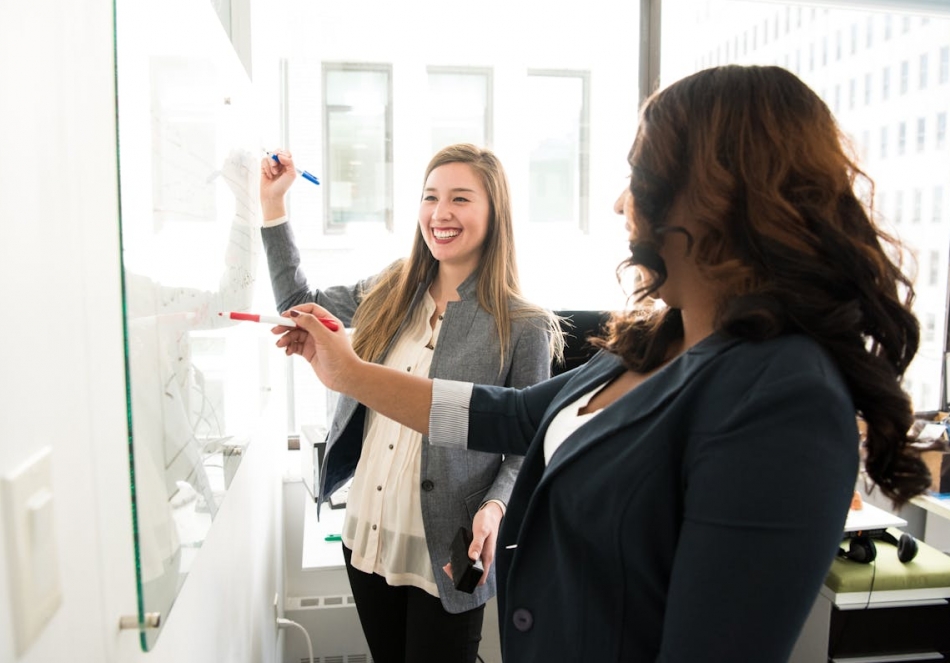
262, 223, 553, 612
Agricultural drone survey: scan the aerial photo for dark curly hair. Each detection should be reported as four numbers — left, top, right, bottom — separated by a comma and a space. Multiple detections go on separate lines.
593, 65, 929, 507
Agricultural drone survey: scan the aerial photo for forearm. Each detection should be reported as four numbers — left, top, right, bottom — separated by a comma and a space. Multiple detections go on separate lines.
340, 360, 434, 435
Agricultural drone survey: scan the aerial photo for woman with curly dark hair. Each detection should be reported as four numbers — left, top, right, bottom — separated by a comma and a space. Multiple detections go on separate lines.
275, 65, 930, 662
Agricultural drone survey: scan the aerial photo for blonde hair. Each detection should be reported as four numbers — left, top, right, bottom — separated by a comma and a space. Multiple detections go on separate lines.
350, 143, 562, 367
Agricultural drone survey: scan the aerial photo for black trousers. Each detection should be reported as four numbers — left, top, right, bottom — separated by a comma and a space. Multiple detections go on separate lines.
343, 545, 485, 663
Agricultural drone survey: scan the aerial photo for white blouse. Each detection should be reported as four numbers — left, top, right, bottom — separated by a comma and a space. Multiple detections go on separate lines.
542, 382, 608, 465
342, 292, 443, 596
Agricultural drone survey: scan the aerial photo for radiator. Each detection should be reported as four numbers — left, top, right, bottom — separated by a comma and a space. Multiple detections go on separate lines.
283, 594, 374, 663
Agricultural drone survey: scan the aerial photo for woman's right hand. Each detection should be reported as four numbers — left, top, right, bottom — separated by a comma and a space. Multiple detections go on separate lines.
273, 303, 356, 394
260, 149, 297, 221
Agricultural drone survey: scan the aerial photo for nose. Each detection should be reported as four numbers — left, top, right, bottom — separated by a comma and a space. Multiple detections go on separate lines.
614, 189, 630, 215
431, 199, 451, 222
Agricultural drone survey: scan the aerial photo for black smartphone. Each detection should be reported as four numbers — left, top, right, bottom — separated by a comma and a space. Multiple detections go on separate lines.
450, 527, 484, 594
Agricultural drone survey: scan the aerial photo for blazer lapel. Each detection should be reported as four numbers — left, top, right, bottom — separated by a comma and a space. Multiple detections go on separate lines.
540, 333, 740, 481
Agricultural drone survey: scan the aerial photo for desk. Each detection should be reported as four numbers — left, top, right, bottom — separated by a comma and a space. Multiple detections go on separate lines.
790, 505, 950, 663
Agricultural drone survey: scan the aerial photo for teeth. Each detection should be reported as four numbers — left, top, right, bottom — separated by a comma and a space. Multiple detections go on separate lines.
433, 229, 460, 239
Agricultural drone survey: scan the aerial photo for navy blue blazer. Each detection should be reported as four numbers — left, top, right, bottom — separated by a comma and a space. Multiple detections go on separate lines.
435, 332, 858, 661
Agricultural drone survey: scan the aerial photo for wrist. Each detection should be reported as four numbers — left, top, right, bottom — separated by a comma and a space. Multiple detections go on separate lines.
261, 198, 287, 222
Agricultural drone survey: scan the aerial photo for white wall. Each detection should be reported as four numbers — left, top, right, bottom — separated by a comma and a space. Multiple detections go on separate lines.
0, 1, 285, 662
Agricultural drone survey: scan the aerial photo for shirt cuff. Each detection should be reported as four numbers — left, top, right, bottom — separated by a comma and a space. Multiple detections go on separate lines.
262, 214, 289, 228
429, 378, 474, 450
479, 499, 506, 517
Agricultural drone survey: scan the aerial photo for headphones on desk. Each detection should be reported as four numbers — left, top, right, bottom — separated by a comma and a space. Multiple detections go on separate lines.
837, 530, 919, 564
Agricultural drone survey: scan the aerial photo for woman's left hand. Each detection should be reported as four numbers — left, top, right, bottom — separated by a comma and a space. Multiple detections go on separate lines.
442, 502, 503, 587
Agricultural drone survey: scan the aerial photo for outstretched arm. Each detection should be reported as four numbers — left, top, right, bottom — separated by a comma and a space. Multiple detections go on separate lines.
274, 303, 434, 434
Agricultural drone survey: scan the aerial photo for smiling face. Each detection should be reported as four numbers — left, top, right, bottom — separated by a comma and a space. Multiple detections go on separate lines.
418, 162, 491, 274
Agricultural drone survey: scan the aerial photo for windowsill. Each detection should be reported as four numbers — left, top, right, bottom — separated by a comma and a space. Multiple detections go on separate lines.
301, 491, 347, 570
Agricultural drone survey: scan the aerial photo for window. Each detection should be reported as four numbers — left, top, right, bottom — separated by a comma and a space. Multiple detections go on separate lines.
526, 71, 590, 231
427, 67, 492, 155
322, 64, 393, 231
930, 250, 940, 286
902, 15, 912, 34
659, 0, 950, 413
833, 84, 840, 113
924, 314, 936, 343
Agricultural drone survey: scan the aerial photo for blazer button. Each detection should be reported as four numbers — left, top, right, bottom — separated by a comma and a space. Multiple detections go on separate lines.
421, 480, 435, 492
512, 608, 533, 632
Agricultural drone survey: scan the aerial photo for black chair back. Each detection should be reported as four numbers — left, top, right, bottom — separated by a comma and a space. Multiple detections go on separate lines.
552, 310, 613, 376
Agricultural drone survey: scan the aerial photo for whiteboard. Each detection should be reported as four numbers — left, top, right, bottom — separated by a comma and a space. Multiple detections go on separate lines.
115, 0, 270, 649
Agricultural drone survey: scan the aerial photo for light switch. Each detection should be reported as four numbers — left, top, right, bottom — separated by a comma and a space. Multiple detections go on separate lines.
2, 447, 62, 656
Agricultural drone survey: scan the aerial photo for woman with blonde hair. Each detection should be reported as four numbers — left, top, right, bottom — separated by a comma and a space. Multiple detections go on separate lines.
260, 143, 560, 663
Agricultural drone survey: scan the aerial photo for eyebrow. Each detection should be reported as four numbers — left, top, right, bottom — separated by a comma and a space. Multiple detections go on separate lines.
424, 187, 480, 195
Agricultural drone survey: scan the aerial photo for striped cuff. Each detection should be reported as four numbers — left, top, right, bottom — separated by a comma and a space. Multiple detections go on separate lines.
262, 214, 289, 228
429, 379, 474, 449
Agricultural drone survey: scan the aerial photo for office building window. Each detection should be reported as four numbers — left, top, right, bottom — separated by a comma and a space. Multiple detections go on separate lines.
322, 64, 393, 231
902, 15, 912, 34
526, 71, 590, 231
427, 67, 492, 155
660, 0, 950, 410
930, 250, 940, 286
924, 314, 936, 343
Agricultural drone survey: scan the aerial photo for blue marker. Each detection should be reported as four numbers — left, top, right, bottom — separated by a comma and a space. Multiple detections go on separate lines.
267, 151, 320, 186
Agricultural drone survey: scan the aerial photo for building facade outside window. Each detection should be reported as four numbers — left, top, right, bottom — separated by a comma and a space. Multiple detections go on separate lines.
661, 1, 950, 409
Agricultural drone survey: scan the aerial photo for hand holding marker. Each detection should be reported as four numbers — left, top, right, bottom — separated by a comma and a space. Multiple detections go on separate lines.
218, 311, 339, 332
266, 151, 320, 187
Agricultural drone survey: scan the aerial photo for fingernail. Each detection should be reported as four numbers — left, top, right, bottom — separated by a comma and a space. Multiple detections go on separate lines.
289, 310, 300, 317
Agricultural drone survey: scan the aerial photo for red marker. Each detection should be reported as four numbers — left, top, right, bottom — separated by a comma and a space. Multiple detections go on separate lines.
218, 311, 339, 332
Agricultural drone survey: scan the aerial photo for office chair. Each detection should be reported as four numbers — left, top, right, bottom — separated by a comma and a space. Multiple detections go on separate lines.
552, 310, 613, 376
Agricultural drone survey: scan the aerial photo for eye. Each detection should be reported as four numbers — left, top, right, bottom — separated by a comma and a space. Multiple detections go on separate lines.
453, 196, 470, 203
422, 195, 437, 202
